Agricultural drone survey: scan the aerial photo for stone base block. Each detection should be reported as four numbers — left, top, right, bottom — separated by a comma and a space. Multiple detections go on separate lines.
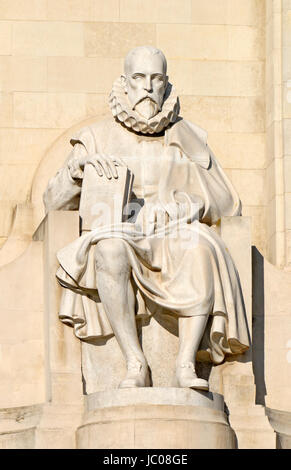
0, 404, 42, 449
76, 388, 236, 449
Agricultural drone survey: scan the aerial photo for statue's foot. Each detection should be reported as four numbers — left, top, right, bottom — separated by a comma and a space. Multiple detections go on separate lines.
175, 362, 209, 391
119, 360, 150, 388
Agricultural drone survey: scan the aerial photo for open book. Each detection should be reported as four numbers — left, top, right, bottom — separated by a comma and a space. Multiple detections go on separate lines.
79, 163, 134, 231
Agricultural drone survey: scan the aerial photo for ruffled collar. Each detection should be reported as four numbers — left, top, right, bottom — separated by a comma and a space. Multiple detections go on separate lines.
109, 77, 180, 135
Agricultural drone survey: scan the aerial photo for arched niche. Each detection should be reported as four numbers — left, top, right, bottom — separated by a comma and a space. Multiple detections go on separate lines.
31, 112, 111, 231
0, 111, 110, 267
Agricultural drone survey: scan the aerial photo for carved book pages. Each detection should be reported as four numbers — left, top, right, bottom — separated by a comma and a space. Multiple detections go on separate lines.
79, 163, 134, 231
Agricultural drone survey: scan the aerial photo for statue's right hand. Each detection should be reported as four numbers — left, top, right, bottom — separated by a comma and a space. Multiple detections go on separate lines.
67, 153, 126, 180
86, 153, 126, 180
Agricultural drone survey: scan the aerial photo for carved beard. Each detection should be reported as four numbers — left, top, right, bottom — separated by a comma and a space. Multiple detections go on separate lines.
109, 76, 180, 134
134, 97, 160, 120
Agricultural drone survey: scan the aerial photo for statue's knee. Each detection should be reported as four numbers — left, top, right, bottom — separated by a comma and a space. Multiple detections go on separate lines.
95, 239, 129, 272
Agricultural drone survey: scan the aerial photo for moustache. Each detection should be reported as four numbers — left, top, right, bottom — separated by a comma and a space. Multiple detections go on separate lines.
132, 94, 159, 110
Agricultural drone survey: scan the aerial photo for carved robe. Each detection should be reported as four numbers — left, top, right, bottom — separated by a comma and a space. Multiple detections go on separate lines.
44, 117, 250, 364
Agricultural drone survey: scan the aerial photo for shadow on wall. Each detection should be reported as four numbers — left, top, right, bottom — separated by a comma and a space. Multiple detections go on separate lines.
252, 246, 267, 406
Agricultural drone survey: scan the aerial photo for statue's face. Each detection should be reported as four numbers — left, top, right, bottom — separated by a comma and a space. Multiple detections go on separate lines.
123, 53, 168, 120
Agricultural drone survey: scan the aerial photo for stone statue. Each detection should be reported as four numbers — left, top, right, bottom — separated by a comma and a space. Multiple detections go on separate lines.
43, 46, 250, 391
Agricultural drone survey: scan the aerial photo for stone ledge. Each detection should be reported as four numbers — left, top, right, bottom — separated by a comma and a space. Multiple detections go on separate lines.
85, 387, 224, 411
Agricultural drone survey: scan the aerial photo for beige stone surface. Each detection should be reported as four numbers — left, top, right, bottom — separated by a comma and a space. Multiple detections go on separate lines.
225, 169, 266, 206
283, 47, 291, 80
0, 404, 41, 449
157, 24, 263, 61
267, 158, 285, 200
0, 203, 34, 267
221, 217, 252, 328
284, 119, 291, 154
191, 61, 264, 97
85, 95, 110, 117
283, 81, 291, 118
266, 195, 285, 238
262, 256, 291, 413
0, 403, 83, 449
283, 6, 291, 47
0, 128, 63, 165
286, 230, 291, 263
0, 201, 15, 237
191, 0, 264, 26
33, 211, 83, 404
266, 85, 282, 127
0, 242, 45, 407
180, 96, 265, 134
268, 230, 285, 266
228, 406, 276, 449
283, 3, 291, 265
284, 193, 291, 230
0, 1, 47, 20
266, 51, 282, 88
220, 362, 276, 448
208, 133, 265, 169
0, 22, 12, 55
266, 12, 282, 53
13, 22, 84, 57
84, 23, 156, 58
47, 57, 123, 93
47, 0, 120, 22
13, 93, 88, 129
0, 164, 35, 201
264, 1, 284, 264
119, 0, 192, 23
243, 206, 267, 255
266, 0, 282, 20
166, 60, 193, 95
36, 405, 83, 448
168, 60, 264, 98
0, 57, 47, 92
266, 122, 283, 165
0, 93, 13, 127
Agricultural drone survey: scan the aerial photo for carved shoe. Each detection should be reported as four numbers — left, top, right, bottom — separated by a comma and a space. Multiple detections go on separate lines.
175, 362, 209, 391
119, 360, 150, 389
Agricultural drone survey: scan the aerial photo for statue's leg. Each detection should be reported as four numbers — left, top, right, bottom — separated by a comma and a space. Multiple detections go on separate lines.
175, 315, 209, 391
95, 238, 149, 388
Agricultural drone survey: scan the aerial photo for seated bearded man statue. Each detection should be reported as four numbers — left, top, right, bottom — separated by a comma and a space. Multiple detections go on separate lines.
44, 46, 250, 392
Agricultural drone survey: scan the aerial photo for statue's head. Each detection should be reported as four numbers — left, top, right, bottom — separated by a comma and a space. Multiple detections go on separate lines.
121, 46, 169, 120
109, 45, 178, 134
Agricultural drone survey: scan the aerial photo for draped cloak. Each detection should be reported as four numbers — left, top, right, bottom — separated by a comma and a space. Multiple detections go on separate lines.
43, 117, 250, 364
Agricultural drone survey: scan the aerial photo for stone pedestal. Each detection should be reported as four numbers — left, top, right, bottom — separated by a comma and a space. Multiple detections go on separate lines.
76, 388, 236, 449
266, 408, 291, 449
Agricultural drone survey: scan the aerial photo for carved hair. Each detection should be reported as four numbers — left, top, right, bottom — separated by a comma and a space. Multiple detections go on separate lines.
124, 46, 167, 75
